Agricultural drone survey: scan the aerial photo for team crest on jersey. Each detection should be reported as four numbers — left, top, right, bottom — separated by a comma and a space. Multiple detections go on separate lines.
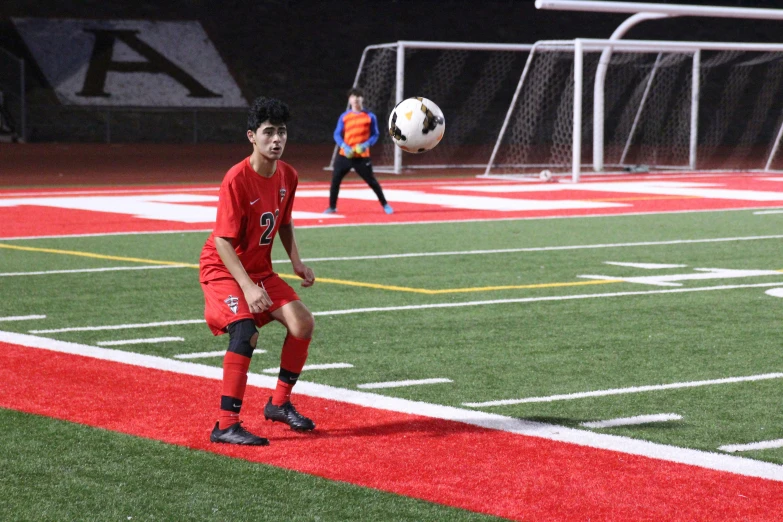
224, 295, 239, 314
279, 188, 286, 202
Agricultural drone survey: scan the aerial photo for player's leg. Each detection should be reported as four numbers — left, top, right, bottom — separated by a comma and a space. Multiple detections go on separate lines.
264, 300, 316, 431
201, 280, 269, 445
354, 158, 393, 214
258, 275, 316, 431
325, 155, 352, 213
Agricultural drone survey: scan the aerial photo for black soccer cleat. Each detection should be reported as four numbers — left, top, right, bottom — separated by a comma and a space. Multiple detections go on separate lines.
263, 397, 315, 432
210, 422, 270, 446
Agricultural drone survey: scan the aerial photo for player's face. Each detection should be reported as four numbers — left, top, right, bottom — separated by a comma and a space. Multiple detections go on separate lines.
249, 121, 287, 159
349, 94, 363, 111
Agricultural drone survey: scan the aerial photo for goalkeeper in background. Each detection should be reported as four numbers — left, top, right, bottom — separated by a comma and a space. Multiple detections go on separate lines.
324, 87, 393, 215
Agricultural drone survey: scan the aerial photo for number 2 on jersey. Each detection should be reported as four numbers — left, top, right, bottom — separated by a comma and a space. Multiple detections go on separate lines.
259, 212, 275, 245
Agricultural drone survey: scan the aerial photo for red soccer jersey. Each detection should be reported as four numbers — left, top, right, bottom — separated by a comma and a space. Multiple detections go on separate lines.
199, 157, 298, 283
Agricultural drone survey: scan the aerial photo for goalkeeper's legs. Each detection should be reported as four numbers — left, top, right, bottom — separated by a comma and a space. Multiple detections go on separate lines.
327, 155, 352, 211
354, 159, 390, 210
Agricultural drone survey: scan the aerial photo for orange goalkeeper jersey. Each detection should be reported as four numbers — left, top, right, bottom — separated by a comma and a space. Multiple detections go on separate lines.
334, 110, 379, 158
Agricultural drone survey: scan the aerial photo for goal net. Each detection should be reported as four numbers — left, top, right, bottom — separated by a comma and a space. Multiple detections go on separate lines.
329, 42, 532, 173
483, 39, 783, 181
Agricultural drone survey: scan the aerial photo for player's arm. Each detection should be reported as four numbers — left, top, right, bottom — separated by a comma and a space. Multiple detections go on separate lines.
366, 112, 380, 147
334, 113, 353, 157
214, 236, 272, 312
278, 224, 315, 287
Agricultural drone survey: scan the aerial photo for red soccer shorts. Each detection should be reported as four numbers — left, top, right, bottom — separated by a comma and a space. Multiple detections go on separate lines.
201, 273, 301, 335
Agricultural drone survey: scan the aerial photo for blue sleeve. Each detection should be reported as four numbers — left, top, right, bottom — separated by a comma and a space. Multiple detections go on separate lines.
366, 112, 380, 147
333, 112, 347, 147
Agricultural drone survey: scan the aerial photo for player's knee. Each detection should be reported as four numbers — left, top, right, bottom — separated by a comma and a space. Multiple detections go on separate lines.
227, 319, 258, 357
292, 309, 315, 339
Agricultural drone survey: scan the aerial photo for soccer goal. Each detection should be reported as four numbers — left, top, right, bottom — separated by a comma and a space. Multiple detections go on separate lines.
328, 41, 533, 174
482, 38, 783, 182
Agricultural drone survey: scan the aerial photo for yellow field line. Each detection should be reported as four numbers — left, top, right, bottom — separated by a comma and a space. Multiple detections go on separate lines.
0, 242, 624, 294
0, 243, 198, 267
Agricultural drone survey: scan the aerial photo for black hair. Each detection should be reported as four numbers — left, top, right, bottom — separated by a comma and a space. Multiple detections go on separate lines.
347, 87, 364, 98
247, 97, 290, 131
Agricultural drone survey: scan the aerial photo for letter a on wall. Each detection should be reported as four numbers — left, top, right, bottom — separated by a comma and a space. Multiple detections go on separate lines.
12, 18, 247, 107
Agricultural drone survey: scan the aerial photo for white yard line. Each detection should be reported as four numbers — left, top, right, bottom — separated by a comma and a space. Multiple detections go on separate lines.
2, 329, 782, 482
357, 378, 453, 389
30, 319, 205, 334
311, 281, 783, 317
581, 414, 682, 429
278, 234, 783, 264
26, 280, 783, 334
261, 363, 354, 374
463, 373, 783, 407
0, 314, 46, 322
2, 206, 782, 241
0, 265, 187, 277
6, 233, 783, 264
720, 439, 783, 453
174, 349, 265, 359
0, 187, 218, 198
96, 337, 185, 346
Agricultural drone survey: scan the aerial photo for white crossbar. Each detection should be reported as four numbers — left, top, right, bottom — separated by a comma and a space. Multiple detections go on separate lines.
535, 0, 783, 20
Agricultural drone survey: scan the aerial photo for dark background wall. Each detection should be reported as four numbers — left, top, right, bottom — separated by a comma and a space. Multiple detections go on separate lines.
2, 0, 783, 143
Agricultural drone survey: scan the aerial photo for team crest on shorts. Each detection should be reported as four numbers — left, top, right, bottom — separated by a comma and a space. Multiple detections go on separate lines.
224, 295, 239, 314
279, 188, 286, 202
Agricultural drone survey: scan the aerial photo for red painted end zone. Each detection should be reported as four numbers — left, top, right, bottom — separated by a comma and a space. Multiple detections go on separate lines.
1, 342, 781, 521
2, 174, 783, 238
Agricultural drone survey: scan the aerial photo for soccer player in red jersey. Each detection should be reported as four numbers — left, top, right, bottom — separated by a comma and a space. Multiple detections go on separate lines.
324, 87, 393, 215
201, 97, 316, 446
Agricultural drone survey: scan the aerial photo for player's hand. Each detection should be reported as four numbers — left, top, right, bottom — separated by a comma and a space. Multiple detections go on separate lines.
245, 282, 273, 313
293, 263, 315, 288
353, 144, 365, 155
341, 144, 354, 158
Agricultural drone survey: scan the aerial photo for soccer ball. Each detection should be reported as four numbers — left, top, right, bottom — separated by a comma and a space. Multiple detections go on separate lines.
388, 97, 445, 153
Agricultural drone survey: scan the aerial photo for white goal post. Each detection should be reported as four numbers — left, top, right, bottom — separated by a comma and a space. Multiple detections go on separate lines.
482, 38, 783, 182
328, 41, 533, 174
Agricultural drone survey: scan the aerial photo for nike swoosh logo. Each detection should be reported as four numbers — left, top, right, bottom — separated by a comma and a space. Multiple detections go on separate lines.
250, 198, 260, 205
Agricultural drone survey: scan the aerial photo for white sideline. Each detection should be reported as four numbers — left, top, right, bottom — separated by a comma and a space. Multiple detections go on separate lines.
464, 373, 783, 407
1, 329, 782, 482
720, 439, 783, 453
580, 413, 682, 429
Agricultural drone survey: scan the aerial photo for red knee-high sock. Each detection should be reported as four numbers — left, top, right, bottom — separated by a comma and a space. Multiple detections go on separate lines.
218, 351, 251, 429
272, 334, 310, 406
